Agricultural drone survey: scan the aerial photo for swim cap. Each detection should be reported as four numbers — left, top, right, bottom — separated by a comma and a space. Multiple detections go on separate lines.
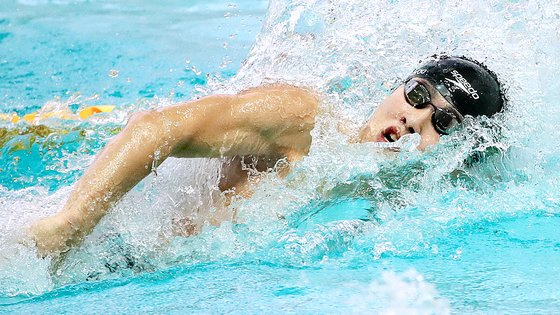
408, 56, 504, 118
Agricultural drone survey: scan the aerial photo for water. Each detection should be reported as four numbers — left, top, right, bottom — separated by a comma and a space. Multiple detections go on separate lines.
1, 0, 560, 313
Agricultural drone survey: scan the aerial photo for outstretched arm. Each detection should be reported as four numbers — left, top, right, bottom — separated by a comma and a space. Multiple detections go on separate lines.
29, 85, 319, 256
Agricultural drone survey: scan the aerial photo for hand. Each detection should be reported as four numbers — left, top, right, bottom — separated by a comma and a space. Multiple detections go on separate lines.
27, 213, 74, 257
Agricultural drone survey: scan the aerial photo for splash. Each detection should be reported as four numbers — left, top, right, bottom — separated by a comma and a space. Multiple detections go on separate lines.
345, 269, 450, 314
1, 0, 560, 312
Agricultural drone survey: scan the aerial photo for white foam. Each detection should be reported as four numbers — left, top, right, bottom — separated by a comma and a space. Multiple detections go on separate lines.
344, 269, 450, 314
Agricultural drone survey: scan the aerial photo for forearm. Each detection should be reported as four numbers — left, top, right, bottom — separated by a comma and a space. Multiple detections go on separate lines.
31, 111, 177, 255
63, 115, 171, 231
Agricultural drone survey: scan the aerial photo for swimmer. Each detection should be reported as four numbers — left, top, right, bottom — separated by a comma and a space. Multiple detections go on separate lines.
28, 55, 506, 257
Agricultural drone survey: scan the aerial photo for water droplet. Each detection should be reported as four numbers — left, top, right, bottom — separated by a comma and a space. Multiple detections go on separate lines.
220, 59, 232, 69
190, 66, 202, 76
108, 69, 119, 78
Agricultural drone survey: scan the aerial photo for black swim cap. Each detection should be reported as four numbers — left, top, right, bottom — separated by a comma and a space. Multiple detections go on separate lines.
408, 56, 504, 118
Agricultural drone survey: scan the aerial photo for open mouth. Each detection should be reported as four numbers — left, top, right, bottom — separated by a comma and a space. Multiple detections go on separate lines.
382, 126, 400, 143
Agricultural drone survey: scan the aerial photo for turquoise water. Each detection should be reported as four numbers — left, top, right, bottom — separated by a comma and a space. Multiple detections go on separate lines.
1, 0, 560, 313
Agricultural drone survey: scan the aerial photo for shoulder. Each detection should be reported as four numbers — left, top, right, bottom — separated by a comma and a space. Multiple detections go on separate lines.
237, 84, 320, 112
229, 84, 320, 131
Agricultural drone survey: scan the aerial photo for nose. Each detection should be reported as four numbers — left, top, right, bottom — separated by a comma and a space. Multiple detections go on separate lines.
403, 104, 434, 135
402, 103, 441, 150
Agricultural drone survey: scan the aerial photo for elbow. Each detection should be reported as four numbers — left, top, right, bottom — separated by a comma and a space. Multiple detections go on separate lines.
122, 110, 166, 148
125, 110, 169, 139
126, 110, 161, 129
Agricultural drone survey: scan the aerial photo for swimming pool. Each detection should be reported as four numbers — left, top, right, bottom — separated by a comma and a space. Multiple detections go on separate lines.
1, 0, 560, 313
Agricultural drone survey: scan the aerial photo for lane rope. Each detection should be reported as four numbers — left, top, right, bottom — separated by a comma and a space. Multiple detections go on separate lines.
0, 105, 115, 124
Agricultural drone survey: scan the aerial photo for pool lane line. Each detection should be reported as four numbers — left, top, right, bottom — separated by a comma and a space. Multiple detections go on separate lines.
0, 105, 116, 124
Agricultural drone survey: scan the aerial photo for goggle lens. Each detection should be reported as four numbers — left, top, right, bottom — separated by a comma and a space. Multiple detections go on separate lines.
404, 79, 461, 135
404, 80, 430, 107
432, 107, 459, 135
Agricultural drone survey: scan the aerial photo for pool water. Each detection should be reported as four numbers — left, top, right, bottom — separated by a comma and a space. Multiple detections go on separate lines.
1, 0, 560, 313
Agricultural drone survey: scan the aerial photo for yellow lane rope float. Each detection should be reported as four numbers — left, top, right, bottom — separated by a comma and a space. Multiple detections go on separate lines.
0, 105, 115, 124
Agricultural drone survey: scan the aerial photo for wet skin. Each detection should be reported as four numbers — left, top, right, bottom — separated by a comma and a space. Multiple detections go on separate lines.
29, 82, 454, 257
358, 78, 456, 151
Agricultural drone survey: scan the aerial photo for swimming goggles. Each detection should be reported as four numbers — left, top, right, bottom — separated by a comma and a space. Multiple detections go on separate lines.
404, 78, 464, 135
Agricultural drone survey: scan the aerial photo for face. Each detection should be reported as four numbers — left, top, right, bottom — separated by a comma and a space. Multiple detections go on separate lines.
358, 78, 456, 151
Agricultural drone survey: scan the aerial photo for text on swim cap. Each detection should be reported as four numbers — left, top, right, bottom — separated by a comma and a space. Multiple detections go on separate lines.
447, 70, 480, 100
